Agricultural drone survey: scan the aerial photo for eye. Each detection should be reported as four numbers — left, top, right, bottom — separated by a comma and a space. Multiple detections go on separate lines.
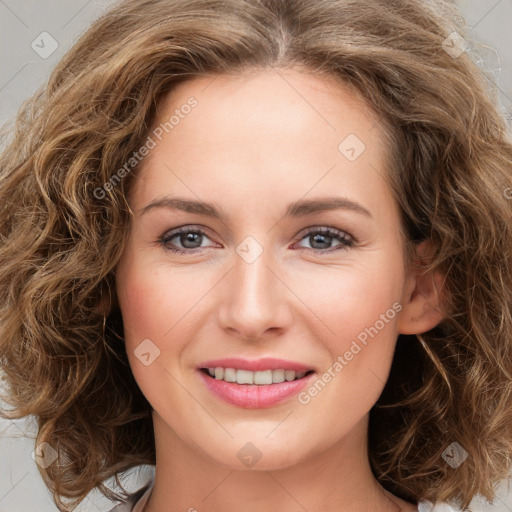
158, 225, 355, 255
293, 226, 355, 255
159, 226, 216, 254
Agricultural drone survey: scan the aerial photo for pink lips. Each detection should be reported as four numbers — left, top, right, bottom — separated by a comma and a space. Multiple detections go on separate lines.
197, 357, 315, 409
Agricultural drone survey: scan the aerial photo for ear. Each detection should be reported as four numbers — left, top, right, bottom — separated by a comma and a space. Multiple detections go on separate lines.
397, 240, 446, 335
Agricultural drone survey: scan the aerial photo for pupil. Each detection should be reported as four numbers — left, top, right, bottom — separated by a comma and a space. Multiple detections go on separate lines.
182, 233, 201, 248
312, 233, 330, 249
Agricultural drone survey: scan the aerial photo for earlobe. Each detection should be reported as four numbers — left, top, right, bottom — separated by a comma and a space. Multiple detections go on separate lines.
397, 241, 446, 335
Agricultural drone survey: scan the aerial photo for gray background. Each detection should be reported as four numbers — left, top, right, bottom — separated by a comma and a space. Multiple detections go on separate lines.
0, 1, 511, 511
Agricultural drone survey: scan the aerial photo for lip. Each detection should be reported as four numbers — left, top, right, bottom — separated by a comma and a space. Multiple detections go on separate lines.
198, 357, 313, 372
198, 369, 316, 409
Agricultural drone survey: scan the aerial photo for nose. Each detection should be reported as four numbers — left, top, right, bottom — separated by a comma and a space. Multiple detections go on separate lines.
215, 244, 292, 342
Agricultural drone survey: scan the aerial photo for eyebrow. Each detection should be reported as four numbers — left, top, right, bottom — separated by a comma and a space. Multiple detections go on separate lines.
139, 196, 372, 219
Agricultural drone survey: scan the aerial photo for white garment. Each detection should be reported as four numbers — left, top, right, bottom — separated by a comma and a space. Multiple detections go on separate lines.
108, 481, 153, 512
418, 501, 461, 512
107, 480, 461, 511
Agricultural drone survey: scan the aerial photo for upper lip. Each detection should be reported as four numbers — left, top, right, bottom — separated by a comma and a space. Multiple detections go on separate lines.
198, 357, 314, 372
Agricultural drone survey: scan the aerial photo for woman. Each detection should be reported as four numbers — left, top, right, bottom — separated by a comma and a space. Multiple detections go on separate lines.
1, 1, 511, 511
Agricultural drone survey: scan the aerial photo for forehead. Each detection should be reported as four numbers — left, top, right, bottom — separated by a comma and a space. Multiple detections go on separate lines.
154, 67, 382, 144
130, 67, 393, 219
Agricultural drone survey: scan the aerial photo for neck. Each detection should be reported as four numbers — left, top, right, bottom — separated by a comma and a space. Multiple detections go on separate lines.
143, 412, 410, 512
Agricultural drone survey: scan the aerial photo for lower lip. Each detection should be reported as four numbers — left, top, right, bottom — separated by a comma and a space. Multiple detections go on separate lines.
198, 370, 315, 409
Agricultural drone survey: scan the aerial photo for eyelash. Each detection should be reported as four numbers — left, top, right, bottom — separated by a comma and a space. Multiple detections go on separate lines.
158, 225, 355, 256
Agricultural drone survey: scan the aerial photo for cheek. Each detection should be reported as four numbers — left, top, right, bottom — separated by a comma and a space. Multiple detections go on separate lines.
322, 256, 404, 375
328, 261, 403, 327
115, 255, 205, 367
115, 252, 175, 357
115, 258, 183, 400
117, 273, 157, 342
116, 247, 172, 333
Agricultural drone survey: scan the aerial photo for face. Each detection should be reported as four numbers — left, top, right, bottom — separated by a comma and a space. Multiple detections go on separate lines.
115, 67, 413, 470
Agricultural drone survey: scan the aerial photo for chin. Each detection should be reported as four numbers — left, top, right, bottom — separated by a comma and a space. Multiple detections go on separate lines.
201, 440, 313, 472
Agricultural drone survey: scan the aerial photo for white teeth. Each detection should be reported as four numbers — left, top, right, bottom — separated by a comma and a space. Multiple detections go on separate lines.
206, 367, 310, 385
285, 370, 296, 381
236, 369, 253, 384
253, 370, 273, 385
272, 369, 285, 383
223, 368, 237, 382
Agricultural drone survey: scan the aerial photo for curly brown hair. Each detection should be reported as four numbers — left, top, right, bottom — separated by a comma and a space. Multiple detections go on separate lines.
1, 0, 511, 510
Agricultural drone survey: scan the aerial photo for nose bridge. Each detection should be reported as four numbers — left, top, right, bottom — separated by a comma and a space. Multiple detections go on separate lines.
216, 239, 288, 340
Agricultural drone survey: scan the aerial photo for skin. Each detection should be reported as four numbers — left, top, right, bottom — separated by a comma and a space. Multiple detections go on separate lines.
115, 66, 444, 512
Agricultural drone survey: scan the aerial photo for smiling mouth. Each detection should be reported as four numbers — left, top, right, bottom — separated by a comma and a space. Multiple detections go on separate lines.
200, 367, 315, 385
